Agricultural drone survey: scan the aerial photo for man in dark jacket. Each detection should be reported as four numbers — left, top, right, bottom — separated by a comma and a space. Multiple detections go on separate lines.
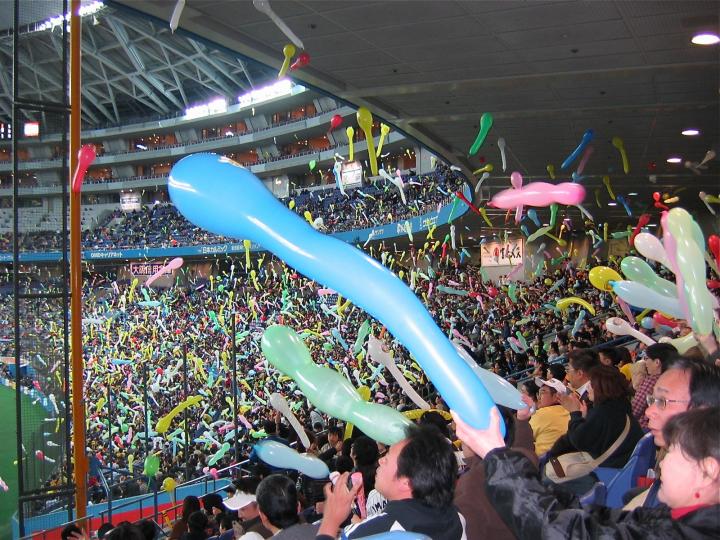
317, 424, 466, 539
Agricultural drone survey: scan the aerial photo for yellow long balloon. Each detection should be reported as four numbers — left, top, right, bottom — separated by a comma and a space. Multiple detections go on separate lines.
156, 395, 203, 434
277, 44, 295, 78
356, 107, 378, 176
346, 127, 355, 161
556, 296, 596, 316
376, 124, 390, 157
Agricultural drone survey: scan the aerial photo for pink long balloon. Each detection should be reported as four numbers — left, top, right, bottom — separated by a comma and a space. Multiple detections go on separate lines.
576, 146, 594, 175
489, 182, 585, 209
145, 257, 184, 287
71, 144, 97, 193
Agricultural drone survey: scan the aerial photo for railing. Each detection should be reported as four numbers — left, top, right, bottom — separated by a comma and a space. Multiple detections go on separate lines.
0, 106, 342, 165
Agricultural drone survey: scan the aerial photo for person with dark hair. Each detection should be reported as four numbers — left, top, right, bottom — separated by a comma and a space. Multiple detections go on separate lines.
545, 362, 566, 382
616, 346, 634, 382
453, 406, 720, 539
255, 474, 319, 539
318, 424, 465, 539
208, 514, 236, 540
350, 436, 379, 495
182, 511, 209, 540
626, 357, 720, 509
61, 524, 83, 540
136, 519, 157, 540
202, 493, 227, 535
97, 522, 115, 539
598, 346, 622, 368
105, 522, 144, 540
548, 365, 644, 495
318, 426, 343, 463
519, 380, 539, 411
631, 343, 679, 429
170, 496, 201, 540
564, 348, 600, 403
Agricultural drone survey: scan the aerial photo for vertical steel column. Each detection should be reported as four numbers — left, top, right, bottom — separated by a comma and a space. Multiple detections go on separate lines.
183, 343, 190, 482
69, 0, 88, 526
106, 386, 113, 523
12, 1, 25, 533
232, 313, 239, 466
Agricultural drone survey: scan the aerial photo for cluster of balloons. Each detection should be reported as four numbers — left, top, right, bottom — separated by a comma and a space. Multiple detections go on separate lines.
169, 154, 506, 433
591, 208, 718, 351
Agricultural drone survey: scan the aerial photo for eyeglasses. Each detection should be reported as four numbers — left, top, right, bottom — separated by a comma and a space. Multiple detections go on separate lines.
645, 395, 690, 410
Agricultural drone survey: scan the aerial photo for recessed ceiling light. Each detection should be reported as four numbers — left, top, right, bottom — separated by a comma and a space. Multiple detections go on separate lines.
691, 33, 720, 45
608, 202, 617, 206
681, 128, 700, 136
628, 192, 638, 196
666, 157, 682, 164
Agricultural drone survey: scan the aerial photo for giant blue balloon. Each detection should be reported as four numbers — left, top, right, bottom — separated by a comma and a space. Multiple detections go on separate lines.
254, 440, 329, 479
169, 153, 500, 432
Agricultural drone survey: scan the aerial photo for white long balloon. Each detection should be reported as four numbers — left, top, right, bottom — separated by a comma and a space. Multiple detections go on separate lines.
605, 317, 656, 346
367, 335, 430, 410
380, 169, 406, 204
253, 0, 305, 49
269, 393, 310, 450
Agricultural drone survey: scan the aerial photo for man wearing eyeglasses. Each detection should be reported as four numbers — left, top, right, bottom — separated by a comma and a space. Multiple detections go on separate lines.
625, 357, 720, 509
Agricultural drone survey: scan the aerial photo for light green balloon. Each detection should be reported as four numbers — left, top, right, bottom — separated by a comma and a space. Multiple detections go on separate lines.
261, 325, 411, 444
143, 454, 160, 477
620, 256, 677, 298
667, 208, 714, 335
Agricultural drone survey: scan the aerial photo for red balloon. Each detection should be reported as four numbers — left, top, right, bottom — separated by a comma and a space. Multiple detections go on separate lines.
707, 279, 720, 290
329, 114, 343, 131
630, 213, 651, 247
35, 450, 44, 460
289, 51, 310, 71
653, 312, 679, 328
487, 286, 499, 298
708, 235, 720, 264
156, 367, 164, 376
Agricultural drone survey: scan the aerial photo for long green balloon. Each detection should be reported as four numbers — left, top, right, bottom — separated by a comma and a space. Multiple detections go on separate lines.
469, 113, 493, 156
620, 256, 677, 298
261, 325, 411, 444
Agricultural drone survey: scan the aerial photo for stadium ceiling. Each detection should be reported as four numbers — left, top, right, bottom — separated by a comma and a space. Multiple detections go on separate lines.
4, 1, 720, 229
0, 1, 276, 128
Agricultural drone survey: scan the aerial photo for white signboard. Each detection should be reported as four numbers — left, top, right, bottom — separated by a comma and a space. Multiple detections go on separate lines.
480, 239, 524, 267
340, 161, 363, 189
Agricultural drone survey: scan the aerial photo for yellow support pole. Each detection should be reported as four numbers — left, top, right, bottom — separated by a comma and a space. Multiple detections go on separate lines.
69, 0, 87, 526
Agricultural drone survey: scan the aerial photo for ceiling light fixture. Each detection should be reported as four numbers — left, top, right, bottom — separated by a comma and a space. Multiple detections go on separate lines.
691, 33, 720, 45
628, 192, 638, 196
681, 128, 700, 136
608, 202, 617, 206
666, 157, 682, 164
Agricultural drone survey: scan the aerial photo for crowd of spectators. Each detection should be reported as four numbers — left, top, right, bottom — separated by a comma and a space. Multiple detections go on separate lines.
0, 164, 465, 252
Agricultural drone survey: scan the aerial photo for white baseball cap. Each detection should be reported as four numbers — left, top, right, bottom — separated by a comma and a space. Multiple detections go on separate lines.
534, 377, 568, 395
224, 491, 256, 510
